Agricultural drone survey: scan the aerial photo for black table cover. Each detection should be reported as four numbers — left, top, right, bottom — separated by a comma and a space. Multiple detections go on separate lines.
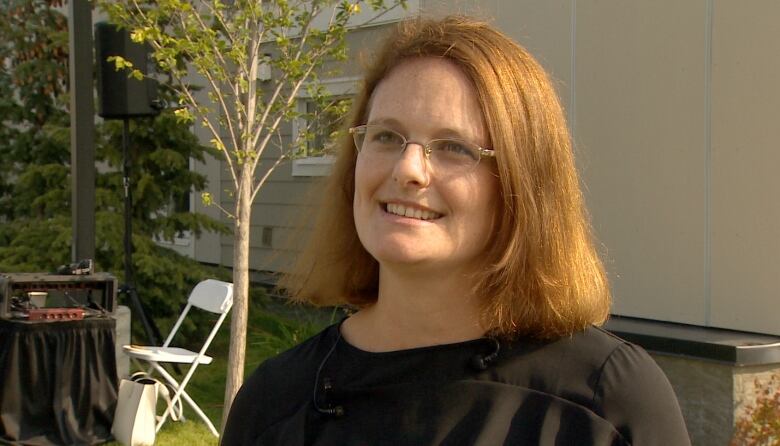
0, 318, 118, 445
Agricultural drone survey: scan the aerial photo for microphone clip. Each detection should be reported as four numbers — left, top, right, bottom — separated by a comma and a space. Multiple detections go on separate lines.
315, 377, 345, 417
471, 337, 501, 371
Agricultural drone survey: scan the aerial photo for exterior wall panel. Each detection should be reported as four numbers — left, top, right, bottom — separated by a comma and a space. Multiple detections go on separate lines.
709, 0, 780, 334
491, 1, 574, 114
574, 1, 708, 325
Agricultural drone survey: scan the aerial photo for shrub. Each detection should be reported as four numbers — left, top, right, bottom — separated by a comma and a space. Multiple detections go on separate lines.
731, 373, 780, 446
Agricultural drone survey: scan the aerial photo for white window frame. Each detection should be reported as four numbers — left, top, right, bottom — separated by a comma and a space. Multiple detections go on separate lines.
154, 157, 195, 258
291, 76, 360, 177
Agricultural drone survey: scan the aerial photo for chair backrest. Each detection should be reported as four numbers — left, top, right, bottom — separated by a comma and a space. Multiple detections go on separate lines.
162, 279, 234, 348
188, 279, 233, 314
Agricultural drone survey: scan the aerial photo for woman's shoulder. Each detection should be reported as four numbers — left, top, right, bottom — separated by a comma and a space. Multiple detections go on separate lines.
497, 325, 690, 444
498, 325, 645, 385
245, 323, 340, 399
253, 322, 340, 380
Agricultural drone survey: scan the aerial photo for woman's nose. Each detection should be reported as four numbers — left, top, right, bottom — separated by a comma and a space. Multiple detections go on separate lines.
392, 143, 431, 188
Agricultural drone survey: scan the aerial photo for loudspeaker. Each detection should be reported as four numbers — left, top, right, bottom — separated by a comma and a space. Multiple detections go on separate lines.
95, 22, 160, 119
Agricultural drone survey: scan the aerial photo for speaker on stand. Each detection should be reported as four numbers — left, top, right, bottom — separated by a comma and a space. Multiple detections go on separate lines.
95, 22, 161, 119
95, 22, 163, 347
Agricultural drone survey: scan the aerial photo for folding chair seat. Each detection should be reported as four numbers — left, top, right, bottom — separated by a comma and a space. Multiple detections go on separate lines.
122, 279, 233, 437
123, 346, 215, 364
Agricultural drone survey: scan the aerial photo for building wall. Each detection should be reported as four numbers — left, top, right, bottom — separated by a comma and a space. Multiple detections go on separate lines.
708, 0, 780, 336
193, 0, 780, 336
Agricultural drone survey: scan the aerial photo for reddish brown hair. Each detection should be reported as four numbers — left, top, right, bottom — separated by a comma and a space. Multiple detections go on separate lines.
280, 15, 610, 339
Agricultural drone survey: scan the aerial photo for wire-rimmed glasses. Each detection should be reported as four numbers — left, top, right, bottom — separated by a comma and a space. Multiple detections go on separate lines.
349, 124, 495, 174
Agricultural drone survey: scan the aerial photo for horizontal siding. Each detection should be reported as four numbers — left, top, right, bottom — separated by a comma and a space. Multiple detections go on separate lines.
250, 203, 317, 229
219, 240, 302, 273
220, 224, 311, 250
219, 179, 319, 206
218, 160, 326, 190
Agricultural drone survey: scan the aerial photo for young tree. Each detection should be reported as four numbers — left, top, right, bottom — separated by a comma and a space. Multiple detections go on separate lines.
101, 0, 405, 427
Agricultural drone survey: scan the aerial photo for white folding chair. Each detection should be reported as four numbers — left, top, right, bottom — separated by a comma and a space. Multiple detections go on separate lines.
122, 279, 233, 437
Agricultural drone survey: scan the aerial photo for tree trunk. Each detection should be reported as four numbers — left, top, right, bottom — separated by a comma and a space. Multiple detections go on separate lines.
221, 166, 253, 432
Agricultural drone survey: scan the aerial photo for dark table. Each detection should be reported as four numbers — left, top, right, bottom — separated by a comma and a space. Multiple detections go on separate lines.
0, 318, 118, 445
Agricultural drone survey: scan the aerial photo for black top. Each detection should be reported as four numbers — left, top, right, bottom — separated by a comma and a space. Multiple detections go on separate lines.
222, 323, 690, 445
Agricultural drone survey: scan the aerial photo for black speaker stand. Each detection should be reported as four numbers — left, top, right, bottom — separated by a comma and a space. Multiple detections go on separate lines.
119, 118, 162, 346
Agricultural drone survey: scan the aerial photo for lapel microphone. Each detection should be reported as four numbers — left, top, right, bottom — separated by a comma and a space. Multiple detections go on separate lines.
470, 337, 501, 371
313, 329, 345, 417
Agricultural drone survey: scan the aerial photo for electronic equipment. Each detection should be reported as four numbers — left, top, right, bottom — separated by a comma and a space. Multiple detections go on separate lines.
0, 273, 117, 320
28, 308, 85, 321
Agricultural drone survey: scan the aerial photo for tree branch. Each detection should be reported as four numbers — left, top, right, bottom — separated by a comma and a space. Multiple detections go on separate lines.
204, 194, 236, 220
173, 12, 241, 161
249, 65, 312, 174
177, 82, 239, 190
356, 1, 404, 28
251, 147, 286, 202
248, 67, 290, 151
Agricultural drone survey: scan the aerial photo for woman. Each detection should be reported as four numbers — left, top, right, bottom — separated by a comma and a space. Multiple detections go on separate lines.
223, 16, 690, 445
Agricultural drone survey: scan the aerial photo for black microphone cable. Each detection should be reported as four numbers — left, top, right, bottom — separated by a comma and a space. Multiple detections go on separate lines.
312, 328, 345, 417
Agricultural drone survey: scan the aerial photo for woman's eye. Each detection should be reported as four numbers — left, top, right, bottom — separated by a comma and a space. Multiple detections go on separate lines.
440, 141, 476, 157
373, 131, 403, 145
442, 142, 466, 153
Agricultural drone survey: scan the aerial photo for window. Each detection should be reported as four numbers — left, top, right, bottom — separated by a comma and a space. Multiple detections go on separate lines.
300, 96, 352, 158
154, 158, 195, 256
291, 77, 359, 177
261, 226, 273, 248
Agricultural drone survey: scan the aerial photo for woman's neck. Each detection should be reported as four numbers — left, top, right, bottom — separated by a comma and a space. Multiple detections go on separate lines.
341, 265, 485, 352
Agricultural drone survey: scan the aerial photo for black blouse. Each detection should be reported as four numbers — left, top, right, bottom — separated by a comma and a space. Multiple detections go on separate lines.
222, 323, 690, 445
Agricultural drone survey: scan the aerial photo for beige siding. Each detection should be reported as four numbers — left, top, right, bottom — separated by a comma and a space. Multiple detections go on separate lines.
191, 118, 225, 265
709, 0, 780, 334
574, 1, 709, 325
492, 1, 574, 113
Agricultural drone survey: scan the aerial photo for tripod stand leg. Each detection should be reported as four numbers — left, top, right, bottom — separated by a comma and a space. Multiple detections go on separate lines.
120, 284, 163, 346
120, 118, 164, 347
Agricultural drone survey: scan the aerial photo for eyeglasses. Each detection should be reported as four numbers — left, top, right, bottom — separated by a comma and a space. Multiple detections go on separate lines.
349, 124, 495, 174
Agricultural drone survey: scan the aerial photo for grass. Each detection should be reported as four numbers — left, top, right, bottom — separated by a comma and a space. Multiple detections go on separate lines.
106, 291, 340, 445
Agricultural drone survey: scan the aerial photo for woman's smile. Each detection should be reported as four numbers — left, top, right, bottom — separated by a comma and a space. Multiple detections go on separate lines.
382, 202, 443, 221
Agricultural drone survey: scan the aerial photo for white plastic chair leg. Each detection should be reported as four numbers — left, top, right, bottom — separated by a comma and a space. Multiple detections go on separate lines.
151, 362, 219, 437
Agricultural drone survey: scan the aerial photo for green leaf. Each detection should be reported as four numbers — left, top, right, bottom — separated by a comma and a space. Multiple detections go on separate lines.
174, 107, 195, 123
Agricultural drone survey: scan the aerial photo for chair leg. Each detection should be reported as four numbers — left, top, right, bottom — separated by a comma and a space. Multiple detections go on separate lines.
151, 362, 219, 437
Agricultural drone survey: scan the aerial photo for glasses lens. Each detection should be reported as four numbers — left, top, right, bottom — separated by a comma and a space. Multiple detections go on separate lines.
428, 139, 481, 171
363, 126, 405, 154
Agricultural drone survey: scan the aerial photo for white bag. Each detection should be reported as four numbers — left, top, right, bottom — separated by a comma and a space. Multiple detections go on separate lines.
111, 373, 182, 446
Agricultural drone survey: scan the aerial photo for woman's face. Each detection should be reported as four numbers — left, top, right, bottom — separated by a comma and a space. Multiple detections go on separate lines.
353, 57, 499, 274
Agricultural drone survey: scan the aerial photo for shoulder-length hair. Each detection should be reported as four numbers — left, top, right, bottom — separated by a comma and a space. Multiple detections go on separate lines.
280, 15, 610, 340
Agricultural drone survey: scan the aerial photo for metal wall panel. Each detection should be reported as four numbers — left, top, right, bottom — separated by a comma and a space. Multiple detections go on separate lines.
709, 0, 780, 334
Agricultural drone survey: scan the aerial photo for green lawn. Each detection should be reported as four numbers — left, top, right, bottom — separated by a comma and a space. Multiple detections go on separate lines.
107, 294, 340, 445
